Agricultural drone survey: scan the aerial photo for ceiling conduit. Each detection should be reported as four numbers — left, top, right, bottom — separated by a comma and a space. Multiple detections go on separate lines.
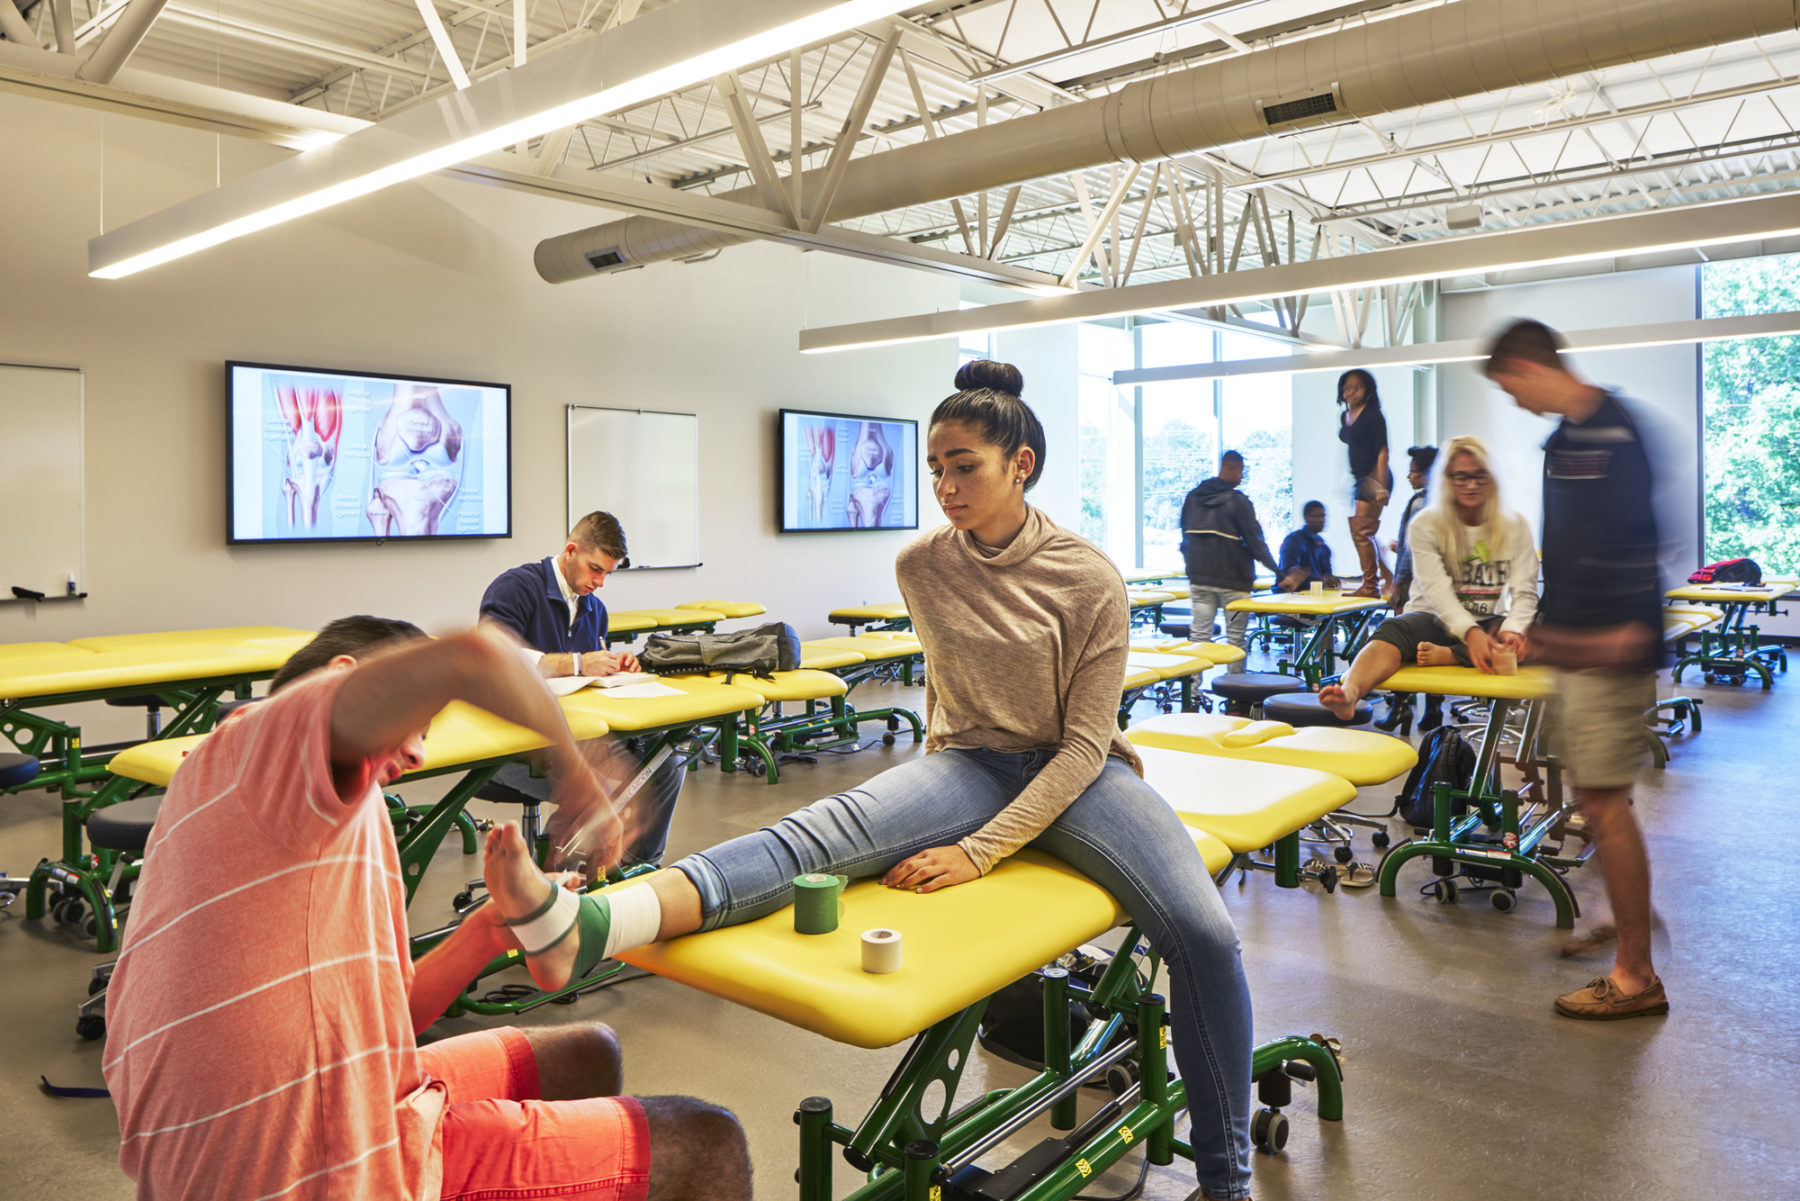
534, 0, 1800, 283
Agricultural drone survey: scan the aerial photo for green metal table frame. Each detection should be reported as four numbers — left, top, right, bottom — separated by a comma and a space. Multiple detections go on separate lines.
1376, 697, 1583, 927
1670, 598, 1788, 689
792, 932, 1343, 1201
605, 616, 723, 647
1274, 608, 1384, 688
720, 694, 924, 785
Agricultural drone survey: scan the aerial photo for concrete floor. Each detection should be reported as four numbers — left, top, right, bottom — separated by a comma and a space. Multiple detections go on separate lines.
2, 662, 1796, 1200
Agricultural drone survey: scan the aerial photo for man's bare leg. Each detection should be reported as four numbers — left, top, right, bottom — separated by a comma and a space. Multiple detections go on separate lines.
1576, 787, 1656, 994
522, 1023, 623, 1099
641, 1096, 753, 1201
1318, 641, 1402, 721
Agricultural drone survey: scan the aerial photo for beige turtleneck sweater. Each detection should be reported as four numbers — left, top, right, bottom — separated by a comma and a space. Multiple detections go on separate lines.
895, 506, 1142, 874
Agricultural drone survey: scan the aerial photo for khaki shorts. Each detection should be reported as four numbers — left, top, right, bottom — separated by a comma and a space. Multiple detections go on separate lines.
1553, 668, 1657, 790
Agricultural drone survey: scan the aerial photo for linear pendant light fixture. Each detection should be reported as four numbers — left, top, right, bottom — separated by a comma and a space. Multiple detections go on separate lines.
88, 0, 920, 279
795, 190, 1800, 353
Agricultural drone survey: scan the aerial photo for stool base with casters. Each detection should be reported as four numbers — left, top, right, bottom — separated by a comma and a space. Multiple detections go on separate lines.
72, 793, 164, 1040
0, 753, 42, 908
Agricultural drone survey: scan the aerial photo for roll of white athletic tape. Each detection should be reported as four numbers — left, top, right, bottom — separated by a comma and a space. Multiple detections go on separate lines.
861, 928, 903, 974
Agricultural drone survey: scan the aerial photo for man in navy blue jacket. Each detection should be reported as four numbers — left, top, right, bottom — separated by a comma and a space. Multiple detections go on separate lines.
480, 511, 681, 869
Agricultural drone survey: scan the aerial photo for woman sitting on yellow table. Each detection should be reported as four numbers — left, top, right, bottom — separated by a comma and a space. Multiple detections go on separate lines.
1320, 436, 1539, 722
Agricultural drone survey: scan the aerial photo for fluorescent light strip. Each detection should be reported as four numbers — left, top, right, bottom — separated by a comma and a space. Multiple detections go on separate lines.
796, 192, 1800, 353
90, 0, 915, 279
1110, 310, 1800, 386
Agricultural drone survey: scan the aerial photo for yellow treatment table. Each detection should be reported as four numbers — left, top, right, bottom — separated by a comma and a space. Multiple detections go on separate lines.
827, 601, 912, 634
60, 699, 613, 954
1123, 651, 1214, 713
803, 635, 925, 688
64, 625, 315, 652
603, 608, 728, 646
1128, 637, 1247, 668
1664, 580, 1791, 688
1226, 591, 1386, 685
1370, 665, 1585, 925
616, 822, 1344, 1198
677, 600, 767, 619
1127, 714, 1417, 788
698, 668, 920, 784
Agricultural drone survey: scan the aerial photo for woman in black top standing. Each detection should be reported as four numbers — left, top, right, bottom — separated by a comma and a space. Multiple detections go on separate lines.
1337, 368, 1392, 598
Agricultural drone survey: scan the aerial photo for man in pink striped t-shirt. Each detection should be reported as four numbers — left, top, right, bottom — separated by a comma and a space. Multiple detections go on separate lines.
104, 617, 750, 1201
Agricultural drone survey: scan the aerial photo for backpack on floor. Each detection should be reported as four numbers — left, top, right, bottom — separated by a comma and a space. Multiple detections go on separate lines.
1395, 726, 1477, 830
637, 621, 801, 682
977, 946, 1110, 1071
1687, 558, 1762, 586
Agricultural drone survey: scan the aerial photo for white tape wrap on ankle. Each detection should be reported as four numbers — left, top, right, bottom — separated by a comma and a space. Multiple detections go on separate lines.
602, 883, 663, 957
511, 884, 582, 955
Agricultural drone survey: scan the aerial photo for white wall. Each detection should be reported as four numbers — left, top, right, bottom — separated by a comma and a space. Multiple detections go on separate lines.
1440, 267, 1701, 585
0, 91, 960, 659
992, 325, 1081, 533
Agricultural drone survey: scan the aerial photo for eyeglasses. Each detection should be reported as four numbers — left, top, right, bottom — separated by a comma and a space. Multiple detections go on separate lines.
1448, 471, 1491, 486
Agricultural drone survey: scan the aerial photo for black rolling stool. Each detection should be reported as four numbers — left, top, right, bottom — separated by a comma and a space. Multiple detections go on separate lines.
1158, 622, 1193, 639
1, 752, 43, 908
1209, 672, 1306, 718
106, 694, 168, 739
1261, 691, 1392, 861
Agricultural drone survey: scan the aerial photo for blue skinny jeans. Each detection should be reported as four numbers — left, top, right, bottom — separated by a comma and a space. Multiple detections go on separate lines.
672, 747, 1254, 1199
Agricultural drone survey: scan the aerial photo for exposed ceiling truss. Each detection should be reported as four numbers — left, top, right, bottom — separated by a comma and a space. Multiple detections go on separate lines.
5, 0, 1799, 349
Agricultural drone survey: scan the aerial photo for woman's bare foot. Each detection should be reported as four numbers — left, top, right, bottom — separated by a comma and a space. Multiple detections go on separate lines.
1317, 683, 1359, 722
1415, 641, 1459, 667
484, 823, 580, 990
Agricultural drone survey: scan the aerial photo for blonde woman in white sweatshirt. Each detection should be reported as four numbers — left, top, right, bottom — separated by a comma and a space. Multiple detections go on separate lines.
1319, 436, 1539, 721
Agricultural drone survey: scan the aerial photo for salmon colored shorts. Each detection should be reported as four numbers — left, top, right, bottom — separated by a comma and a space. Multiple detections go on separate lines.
421, 1026, 650, 1201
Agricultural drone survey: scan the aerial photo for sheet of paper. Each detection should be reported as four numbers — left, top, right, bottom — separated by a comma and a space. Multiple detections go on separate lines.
592, 671, 660, 689
546, 676, 599, 696
595, 681, 686, 699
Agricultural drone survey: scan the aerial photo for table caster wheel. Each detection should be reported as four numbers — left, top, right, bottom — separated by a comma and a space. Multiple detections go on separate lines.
54, 896, 88, 928
75, 1014, 106, 1041
452, 890, 474, 911
882, 733, 896, 745
1491, 889, 1517, 912
749, 758, 767, 778
1333, 845, 1353, 864
1251, 1107, 1289, 1153
1372, 831, 1391, 850
1104, 1059, 1140, 1097
1432, 879, 1458, 905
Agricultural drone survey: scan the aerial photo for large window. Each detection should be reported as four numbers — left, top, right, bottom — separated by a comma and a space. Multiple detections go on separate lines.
1080, 318, 1292, 569
1701, 255, 1800, 566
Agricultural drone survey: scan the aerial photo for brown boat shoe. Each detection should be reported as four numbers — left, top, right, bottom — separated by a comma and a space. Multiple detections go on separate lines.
1554, 974, 1670, 1021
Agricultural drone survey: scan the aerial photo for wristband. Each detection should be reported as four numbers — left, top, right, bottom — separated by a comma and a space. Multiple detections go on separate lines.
573, 651, 582, 676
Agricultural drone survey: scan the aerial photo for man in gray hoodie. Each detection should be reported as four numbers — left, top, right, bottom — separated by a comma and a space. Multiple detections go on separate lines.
1180, 450, 1279, 673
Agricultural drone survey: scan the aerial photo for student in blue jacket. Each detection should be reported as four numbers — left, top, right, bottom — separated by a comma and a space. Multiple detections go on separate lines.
479, 511, 682, 869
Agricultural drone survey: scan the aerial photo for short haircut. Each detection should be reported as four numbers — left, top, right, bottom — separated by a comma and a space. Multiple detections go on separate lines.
1483, 319, 1565, 375
270, 616, 427, 693
570, 511, 629, 563
1407, 445, 1439, 473
932, 360, 1047, 491
1220, 450, 1244, 467
1302, 499, 1325, 516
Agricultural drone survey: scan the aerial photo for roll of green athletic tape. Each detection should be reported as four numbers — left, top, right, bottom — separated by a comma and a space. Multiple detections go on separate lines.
793, 872, 845, 934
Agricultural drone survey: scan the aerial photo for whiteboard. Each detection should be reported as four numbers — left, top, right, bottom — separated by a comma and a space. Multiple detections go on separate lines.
567, 406, 700, 570
0, 364, 84, 599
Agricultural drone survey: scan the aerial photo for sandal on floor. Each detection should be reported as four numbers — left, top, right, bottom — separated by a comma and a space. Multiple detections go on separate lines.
499, 882, 614, 983
1338, 862, 1378, 889
1559, 923, 1617, 958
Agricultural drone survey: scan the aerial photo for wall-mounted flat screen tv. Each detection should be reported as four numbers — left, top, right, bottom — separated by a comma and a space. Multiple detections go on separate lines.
779, 409, 919, 533
227, 361, 512, 544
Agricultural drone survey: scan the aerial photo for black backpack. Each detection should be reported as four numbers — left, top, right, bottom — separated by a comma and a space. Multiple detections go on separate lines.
1395, 726, 1477, 830
637, 621, 801, 681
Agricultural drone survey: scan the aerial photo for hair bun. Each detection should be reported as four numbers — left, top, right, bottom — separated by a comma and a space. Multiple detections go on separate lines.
954, 359, 1023, 397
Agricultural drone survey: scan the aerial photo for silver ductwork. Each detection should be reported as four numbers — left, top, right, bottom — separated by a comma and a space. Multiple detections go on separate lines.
536, 0, 1800, 283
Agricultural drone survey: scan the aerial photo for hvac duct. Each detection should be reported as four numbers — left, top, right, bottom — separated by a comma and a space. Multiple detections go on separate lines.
535, 0, 1800, 283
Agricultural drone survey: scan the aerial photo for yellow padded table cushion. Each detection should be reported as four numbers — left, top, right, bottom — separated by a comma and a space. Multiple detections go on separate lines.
0, 645, 286, 701
708, 669, 847, 703
616, 837, 1230, 1050
803, 637, 921, 662
800, 647, 867, 671
1663, 582, 1790, 605
106, 700, 613, 787
1137, 746, 1355, 853
1125, 651, 1210, 681
1226, 591, 1386, 616
562, 676, 763, 733
856, 631, 922, 643
607, 613, 659, 635
677, 601, 767, 618
1129, 638, 1246, 667
1382, 664, 1555, 701
68, 626, 314, 652
609, 608, 725, 627
1121, 667, 1161, 691
829, 602, 909, 622
1126, 713, 1417, 787
0, 642, 94, 662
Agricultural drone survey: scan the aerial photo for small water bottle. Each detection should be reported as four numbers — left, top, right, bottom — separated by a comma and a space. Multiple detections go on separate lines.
66, 573, 77, 597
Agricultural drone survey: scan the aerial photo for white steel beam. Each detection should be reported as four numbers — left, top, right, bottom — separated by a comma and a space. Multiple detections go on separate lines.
414, 0, 473, 89
0, 0, 36, 46
1111, 309, 1800, 385
969, 0, 1259, 85
797, 190, 1800, 352
51, 0, 73, 53
804, 27, 899, 232
76, 0, 169, 84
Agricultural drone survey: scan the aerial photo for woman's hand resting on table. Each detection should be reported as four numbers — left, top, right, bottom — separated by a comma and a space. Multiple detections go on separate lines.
883, 845, 980, 893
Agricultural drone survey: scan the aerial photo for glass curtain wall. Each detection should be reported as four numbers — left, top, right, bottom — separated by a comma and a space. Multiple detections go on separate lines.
1701, 254, 1800, 566
1080, 318, 1292, 570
